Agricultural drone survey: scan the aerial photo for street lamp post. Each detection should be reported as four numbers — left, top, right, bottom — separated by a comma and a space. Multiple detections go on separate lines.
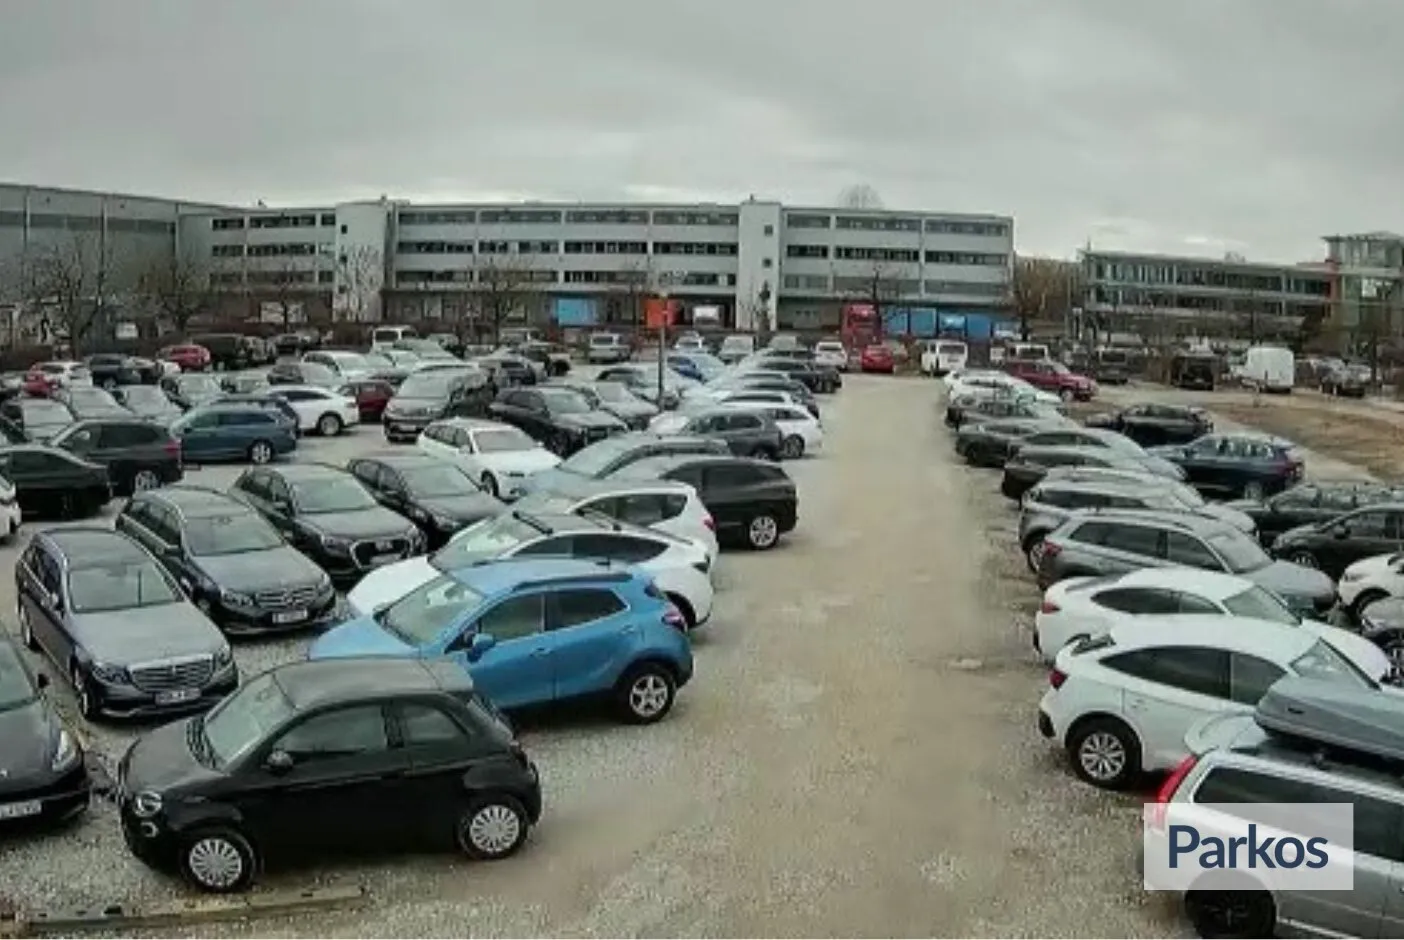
655, 274, 675, 405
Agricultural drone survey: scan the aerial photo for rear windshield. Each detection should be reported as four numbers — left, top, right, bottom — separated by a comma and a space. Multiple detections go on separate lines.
1291, 640, 1374, 689
1221, 586, 1298, 626
1206, 532, 1270, 573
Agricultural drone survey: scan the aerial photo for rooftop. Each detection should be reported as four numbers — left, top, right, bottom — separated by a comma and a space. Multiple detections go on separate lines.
273, 658, 468, 711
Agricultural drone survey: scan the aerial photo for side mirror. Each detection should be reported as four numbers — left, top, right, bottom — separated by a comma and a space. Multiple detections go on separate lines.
264, 749, 294, 774
465, 632, 497, 661
35, 672, 49, 690
1332, 524, 1350, 539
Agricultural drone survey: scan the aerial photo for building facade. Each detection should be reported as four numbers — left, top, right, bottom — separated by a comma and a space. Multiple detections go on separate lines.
1079, 249, 1334, 340
1323, 232, 1404, 337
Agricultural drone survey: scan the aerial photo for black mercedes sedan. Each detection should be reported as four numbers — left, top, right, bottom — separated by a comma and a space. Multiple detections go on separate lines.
0, 633, 91, 829
348, 453, 504, 548
229, 463, 424, 585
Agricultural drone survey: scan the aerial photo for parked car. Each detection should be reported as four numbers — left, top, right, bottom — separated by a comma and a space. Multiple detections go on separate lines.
665, 354, 706, 383
0, 444, 112, 518
751, 357, 840, 393
332, 379, 393, 424
0, 631, 91, 829
919, 340, 969, 377
706, 386, 820, 421
513, 341, 571, 378
859, 344, 895, 374
49, 418, 183, 495
417, 418, 560, 500
218, 373, 271, 396
84, 353, 146, 389
55, 386, 131, 421
1036, 466, 1258, 534
301, 350, 371, 383
550, 379, 658, 431
727, 402, 822, 459
267, 361, 338, 389
229, 463, 423, 585
1267, 502, 1404, 580
1149, 432, 1305, 500
160, 373, 225, 411
189, 333, 258, 371
213, 392, 300, 434
271, 332, 305, 355
1320, 363, 1371, 398
1032, 568, 1387, 680
586, 332, 632, 364
946, 392, 1063, 430
1032, 508, 1336, 618
25, 361, 92, 397
1, 398, 74, 442
954, 416, 1073, 467
1084, 403, 1213, 447
1015, 426, 1180, 472
318, 557, 694, 721
117, 658, 541, 892
382, 369, 495, 443
596, 365, 685, 410
16, 527, 236, 719
488, 386, 628, 457
511, 475, 719, 559
1037, 617, 1370, 789
0, 473, 22, 540
157, 344, 211, 373
1225, 480, 1403, 547
1004, 359, 1096, 402
717, 334, 755, 364
1001, 445, 1180, 501
812, 341, 848, 372
115, 485, 338, 636
613, 454, 797, 550
264, 385, 358, 437
348, 453, 504, 548
111, 385, 184, 424
173, 402, 297, 465
525, 432, 730, 496
650, 407, 784, 461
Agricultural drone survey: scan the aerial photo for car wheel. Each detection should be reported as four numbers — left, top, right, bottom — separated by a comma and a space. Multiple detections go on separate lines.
1350, 588, 1389, 622
71, 663, 98, 720
17, 603, 37, 651
616, 662, 677, 723
550, 431, 570, 455
1289, 550, 1318, 569
1185, 884, 1275, 939
481, 473, 500, 498
1242, 481, 1265, 500
1066, 716, 1141, 789
317, 413, 343, 436
456, 795, 530, 860
131, 469, 161, 492
101, 378, 117, 390
247, 440, 274, 464
781, 435, 805, 459
1023, 534, 1048, 573
1059, 388, 1075, 402
179, 827, 257, 893
746, 513, 781, 550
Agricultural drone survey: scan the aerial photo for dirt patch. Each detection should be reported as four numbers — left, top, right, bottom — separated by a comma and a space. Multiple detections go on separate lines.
1214, 402, 1404, 479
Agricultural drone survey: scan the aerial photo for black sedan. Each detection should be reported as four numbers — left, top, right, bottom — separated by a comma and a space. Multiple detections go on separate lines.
0, 633, 91, 830
348, 453, 504, 548
0, 444, 111, 518
954, 417, 1076, 468
1269, 503, 1404, 580
1084, 403, 1213, 447
1224, 480, 1404, 545
1148, 432, 1304, 500
1000, 445, 1172, 501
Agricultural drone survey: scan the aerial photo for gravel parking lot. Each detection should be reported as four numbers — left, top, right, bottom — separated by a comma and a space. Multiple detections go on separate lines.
2, 373, 1191, 937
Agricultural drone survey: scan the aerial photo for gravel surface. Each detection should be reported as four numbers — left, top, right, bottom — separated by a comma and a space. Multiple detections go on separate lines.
0, 373, 1221, 936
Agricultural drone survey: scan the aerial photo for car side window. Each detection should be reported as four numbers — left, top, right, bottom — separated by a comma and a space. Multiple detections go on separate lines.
477, 594, 545, 641
1164, 532, 1223, 569
1097, 523, 1163, 558
1104, 646, 1230, 699
617, 493, 666, 526
11, 451, 59, 475
398, 703, 470, 746
553, 588, 627, 629
576, 533, 664, 563
1270, 485, 1318, 510
1173, 592, 1224, 615
266, 476, 292, 508
272, 706, 390, 763
1091, 588, 1180, 615
1344, 510, 1392, 539
1228, 652, 1286, 705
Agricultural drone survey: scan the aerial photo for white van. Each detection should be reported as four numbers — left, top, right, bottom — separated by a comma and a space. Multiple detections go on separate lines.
1241, 345, 1295, 393
1011, 342, 1050, 361
586, 332, 631, 364
371, 325, 416, 351
921, 340, 969, 376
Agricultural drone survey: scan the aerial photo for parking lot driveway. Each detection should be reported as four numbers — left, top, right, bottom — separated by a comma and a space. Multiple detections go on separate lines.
0, 379, 1179, 937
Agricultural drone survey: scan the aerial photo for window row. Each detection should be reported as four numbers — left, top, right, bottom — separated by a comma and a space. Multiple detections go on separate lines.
0, 211, 174, 235
784, 214, 1009, 237
394, 240, 739, 256
780, 275, 1006, 296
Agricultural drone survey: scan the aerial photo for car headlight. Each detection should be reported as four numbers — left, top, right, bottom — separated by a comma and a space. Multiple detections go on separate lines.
316, 573, 335, 595
220, 588, 255, 607
90, 661, 127, 684
1341, 570, 1362, 582
321, 534, 352, 551
214, 646, 234, 668
51, 729, 79, 772
132, 790, 163, 818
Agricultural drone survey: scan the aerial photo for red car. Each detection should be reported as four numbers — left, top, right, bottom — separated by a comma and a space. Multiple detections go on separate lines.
158, 344, 211, 372
859, 344, 896, 374
342, 380, 396, 422
1003, 358, 1096, 402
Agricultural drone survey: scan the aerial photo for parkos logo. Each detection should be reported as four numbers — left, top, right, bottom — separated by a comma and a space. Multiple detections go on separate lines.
1168, 821, 1329, 871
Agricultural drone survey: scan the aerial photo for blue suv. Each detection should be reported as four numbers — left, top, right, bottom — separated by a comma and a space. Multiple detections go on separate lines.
307, 558, 693, 723
171, 403, 298, 465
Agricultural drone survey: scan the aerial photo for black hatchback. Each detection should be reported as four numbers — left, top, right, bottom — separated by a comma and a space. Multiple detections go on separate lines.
0, 633, 91, 830
117, 658, 542, 892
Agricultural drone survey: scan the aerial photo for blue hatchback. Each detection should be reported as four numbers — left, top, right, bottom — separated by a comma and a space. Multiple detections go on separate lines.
308, 558, 694, 724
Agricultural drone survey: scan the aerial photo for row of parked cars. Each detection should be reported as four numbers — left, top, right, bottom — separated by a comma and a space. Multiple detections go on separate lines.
940, 378, 1404, 937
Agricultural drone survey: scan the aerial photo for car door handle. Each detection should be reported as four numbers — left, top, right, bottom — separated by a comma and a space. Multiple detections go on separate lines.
531, 647, 550, 657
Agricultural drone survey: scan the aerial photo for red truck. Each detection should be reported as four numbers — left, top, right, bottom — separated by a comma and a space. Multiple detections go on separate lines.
1003, 358, 1097, 402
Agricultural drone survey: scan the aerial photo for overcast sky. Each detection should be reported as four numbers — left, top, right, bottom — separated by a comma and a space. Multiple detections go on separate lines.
1, 0, 1399, 261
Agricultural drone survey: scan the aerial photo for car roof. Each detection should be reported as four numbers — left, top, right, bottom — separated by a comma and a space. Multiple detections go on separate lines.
271, 384, 331, 394
273, 658, 470, 711
266, 462, 349, 482
433, 417, 510, 432
1019, 444, 1139, 462
40, 527, 150, 567
1062, 507, 1236, 534
444, 556, 636, 594
352, 452, 450, 471
1094, 567, 1258, 600
1209, 431, 1295, 447
529, 473, 691, 500
1100, 615, 1317, 660
615, 453, 768, 479
146, 484, 251, 517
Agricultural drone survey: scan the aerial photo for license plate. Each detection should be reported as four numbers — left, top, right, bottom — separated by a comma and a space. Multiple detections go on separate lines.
0, 800, 41, 820
371, 553, 400, 566
155, 688, 199, 706
272, 609, 308, 624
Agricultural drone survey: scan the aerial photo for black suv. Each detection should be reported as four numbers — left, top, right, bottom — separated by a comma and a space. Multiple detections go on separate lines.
525, 432, 730, 494
1084, 403, 1213, 447
489, 386, 627, 456
615, 454, 797, 550
84, 353, 146, 390
751, 356, 841, 393
1269, 502, 1404, 580
1226, 480, 1404, 545
347, 453, 503, 548
382, 368, 493, 442
230, 464, 424, 585
661, 408, 783, 460
1149, 432, 1305, 500
117, 659, 542, 892
189, 333, 258, 371
115, 485, 339, 635
50, 418, 183, 495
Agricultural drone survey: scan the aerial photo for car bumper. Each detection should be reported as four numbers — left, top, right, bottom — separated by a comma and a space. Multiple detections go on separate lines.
209, 593, 343, 636
383, 417, 435, 439
1038, 710, 1055, 739
95, 667, 240, 719
0, 764, 92, 830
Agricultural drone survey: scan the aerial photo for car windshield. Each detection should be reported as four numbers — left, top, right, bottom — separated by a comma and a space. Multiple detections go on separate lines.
398, 373, 454, 398
69, 389, 120, 409
402, 465, 479, 497
185, 512, 284, 556
177, 375, 223, 396
0, 643, 36, 711
300, 363, 337, 385
376, 574, 484, 646
122, 386, 169, 406
558, 439, 626, 476
1221, 586, 1300, 626
24, 402, 70, 425
291, 477, 376, 513
564, 385, 601, 407
202, 672, 296, 768
431, 514, 536, 568
361, 352, 392, 369
329, 353, 369, 372
540, 389, 590, 414
592, 382, 633, 403
67, 560, 181, 613
1207, 532, 1272, 573
473, 428, 535, 453
1292, 639, 1375, 689
589, 335, 618, 347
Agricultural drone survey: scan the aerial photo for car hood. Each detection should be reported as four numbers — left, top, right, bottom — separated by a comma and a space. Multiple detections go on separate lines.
1299, 620, 1392, 681
120, 716, 220, 796
480, 448, 561, 476
1146, 444, 1188, 459
1245, 560, 1335, 601
1342, 552, 1399, 582
192, 546, 325, 594
386, 395, 446, 413
1222, 497, 1265, 514
308, 614, 420, 659
71, 601, 224, 663
602, 400, 657, 419
345, 556, 439, 615
305, 506, 413, 541
419, 493, 504, 523
1272, 522, 1319, 546
1196, 503, 1258, 535
556, 411, 627, 431
1137, 456, 1185, 479
0, 699, 59, 784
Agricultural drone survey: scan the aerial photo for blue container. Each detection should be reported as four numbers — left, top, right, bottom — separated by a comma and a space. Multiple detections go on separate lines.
908, 308, 937, 337
554, 297, 597, 326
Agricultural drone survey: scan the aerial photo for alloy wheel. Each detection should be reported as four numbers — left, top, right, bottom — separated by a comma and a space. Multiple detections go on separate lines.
629, 673, 671, 719
748, 515, 779, 549
1077, 731, 1126, 782
464, 804, 522, 856
133, 469, 161, 492
249, 441, 273, 464
185, 837, 245, 890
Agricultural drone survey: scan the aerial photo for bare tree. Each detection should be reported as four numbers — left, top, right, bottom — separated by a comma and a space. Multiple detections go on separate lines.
844, 261, 903, 330
135, 252, 218, 338
469, 254, 536, 345
259, 259, 309, 327
1011, 256, 1080, 341
21, 232, 128, 355
597, 257, 653, 330
837, 184, 884, 210
334, 245, 384, 322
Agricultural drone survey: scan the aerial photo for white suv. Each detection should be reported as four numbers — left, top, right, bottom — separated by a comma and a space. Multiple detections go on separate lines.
586, 333, 631, 364
417, 417, 560, 500
511, 479, 718, 560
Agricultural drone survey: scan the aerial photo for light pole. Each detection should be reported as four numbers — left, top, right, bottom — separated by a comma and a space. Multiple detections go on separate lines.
655, 273, 675, 405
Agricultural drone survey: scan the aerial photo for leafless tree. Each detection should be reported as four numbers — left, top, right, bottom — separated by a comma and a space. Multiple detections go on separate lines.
258, 259, 310, 327
1011, 256, 1080, 341
597, 257, 654, 331
468, 254, 536, 345
837, 184, 884, 210
135, 252, 218, 338
21, 232, 129, 355
844, 261, 903, 329
334, 245, 384, 322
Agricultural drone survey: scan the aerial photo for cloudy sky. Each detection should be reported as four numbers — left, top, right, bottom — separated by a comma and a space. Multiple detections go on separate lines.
1, 0, 1399, 261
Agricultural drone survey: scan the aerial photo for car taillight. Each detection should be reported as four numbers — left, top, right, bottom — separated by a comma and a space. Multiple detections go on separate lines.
1039, 598, 1059, 614
702, 514, 715, 531
1150, 754, 1199, 831
163, 439, 181, 459
1039, 540, 1061, 561
1048, 668, 1068, 690
663, 606, 687, 630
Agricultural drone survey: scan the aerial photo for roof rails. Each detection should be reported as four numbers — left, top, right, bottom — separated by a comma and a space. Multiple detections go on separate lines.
1255, 677, 1404, 767
510, 509, 553, 535
575, 507, 624, 532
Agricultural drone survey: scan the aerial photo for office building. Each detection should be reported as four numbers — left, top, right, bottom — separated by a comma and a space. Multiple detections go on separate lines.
1322, 232, 1404, 335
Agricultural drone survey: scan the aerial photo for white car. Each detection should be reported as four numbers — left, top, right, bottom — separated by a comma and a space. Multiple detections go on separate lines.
1035, 568, 1389, 680
0, 475, 21, 540
512, 479, 719, 560
722, 401, 821, 458
1038, 616, 1376, 789
302, 350, 371, 383
417, 417, 560, 500
32, 361, 92, 389
673, 334, 706, 354
921, 340, 969, 376
347, 513, 715, 629
813, 341, 848, 371
949, 371, 1060, 406
1337, 552, 1404, 615
272, 385, 359, 436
